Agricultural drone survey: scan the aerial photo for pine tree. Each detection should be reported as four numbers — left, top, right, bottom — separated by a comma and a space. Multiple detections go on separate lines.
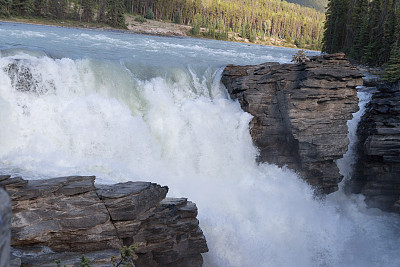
191, 13, 202, 35
362, 0, 383, 65
33, 0, 46, 17
357, 0, 370, 58
82, 0, 94, 22
384, 44, 400, 83
394, 1, 400, 46
12, 0, 35, 16
174, 9, 181, 24
331, 0, 348, 52
46, 0, 59, 19
145, 7, 154, 20
349, 0, 369, 60
323, 0, 348, 53
97, 0, 108, 23
323, 0, 400, 67
108, 0, 126, 28
0, 0, 10, 17
379, 0, 397, 65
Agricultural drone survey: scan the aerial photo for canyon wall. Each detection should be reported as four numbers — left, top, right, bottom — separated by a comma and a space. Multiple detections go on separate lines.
353, 82, 400, 213
221, 53, 362, 194
0, 182, 11, 267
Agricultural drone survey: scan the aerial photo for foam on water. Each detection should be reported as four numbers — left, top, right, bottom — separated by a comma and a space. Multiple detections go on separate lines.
0, 51, 399, 267
0, 22, 399, 266
337, 91, 372, 185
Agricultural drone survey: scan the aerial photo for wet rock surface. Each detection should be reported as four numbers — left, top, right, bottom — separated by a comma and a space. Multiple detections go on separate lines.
0, 187, 11, 267
353, 82, 400, 213
0, 175, 208, 266
221, 53, 362, 194
5, 59, 54, 95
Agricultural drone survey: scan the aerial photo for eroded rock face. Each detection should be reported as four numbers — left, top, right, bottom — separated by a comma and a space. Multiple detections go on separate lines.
353, 83, 400, 212
5, 59, 54, 95
221, 53, 362, 194
7, 176, 121, 252
0, 184, 11, 267
0, 175, 208, 266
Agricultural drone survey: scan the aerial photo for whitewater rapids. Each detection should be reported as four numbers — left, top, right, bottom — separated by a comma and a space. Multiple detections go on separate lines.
0, 22, 399, 266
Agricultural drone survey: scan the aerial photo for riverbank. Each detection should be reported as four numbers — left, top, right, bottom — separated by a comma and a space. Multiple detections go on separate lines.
0, 15, 312, 50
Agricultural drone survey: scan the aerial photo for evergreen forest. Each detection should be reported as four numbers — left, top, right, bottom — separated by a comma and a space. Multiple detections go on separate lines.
286, 0, 328, 12
323, 0, 400, 81
1, 0, 325, 50
0, 0, 126, 27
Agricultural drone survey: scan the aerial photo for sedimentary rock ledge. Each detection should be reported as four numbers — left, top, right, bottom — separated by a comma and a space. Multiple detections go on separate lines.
0, 175, 208, 266
221, 53, 362, 194
353, 82, 400, 213
0, 186, 11, 267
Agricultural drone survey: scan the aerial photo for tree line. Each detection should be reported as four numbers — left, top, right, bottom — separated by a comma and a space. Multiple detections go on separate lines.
126, 0, 325, 49
0, 0, 126, 28
323, 0, 400, 81
0, 0, 325, 49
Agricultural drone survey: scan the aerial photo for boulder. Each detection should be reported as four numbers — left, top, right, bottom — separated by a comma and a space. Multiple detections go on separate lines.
5, 59, 54, 95
221, 53, 362, 193
0, 175, 208, 266
353, 82, 400, 212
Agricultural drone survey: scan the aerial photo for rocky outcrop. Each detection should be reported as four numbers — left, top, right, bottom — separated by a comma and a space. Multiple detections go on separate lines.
352, 83, 400, 212
0, 182, 11, 267
221, 53, 362, 194
5, 59, 54, 95
0, 175, 208, 266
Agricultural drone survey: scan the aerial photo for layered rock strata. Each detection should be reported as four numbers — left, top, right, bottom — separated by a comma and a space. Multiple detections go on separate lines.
0, 175, 208, 266
0, 182, 11, 267
221, 53, 362, 193
353, 83, 400, 212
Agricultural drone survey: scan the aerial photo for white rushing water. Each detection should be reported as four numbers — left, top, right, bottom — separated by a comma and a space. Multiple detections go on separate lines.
0, 22, 399, 266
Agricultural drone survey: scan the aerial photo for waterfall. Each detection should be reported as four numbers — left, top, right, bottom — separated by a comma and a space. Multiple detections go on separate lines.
1, 22, 400, 266
337, 90, 372, 187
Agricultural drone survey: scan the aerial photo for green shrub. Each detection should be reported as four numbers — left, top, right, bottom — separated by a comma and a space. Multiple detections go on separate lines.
249, 30, 257, 43
134, 15, 146, 23
145, 8, 154, 20
174, 10, 181, 24
190, 14, 202, 36
111, 244, 138, 267
79, 255, 93, 267
55, 259, 66, 267
54, 244, 138, 267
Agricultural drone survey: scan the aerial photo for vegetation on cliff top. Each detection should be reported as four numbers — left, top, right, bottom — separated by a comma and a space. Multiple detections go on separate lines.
322, 0, 400, 82
1, 0, 325, 50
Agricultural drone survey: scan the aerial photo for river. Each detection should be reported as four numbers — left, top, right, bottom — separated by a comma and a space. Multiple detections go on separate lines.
0, 22, 399, 266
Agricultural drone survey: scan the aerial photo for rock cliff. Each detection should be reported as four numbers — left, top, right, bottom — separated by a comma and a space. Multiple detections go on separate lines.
0, 175, 208, 266
353, 82, 400, 212
221, 53, 362, 194
0, 183, 11, 267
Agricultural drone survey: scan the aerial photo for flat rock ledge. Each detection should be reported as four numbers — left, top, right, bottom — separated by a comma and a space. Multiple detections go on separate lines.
353, 82, 400, 213
221, 53, 362, 194
0, 175, 208, 266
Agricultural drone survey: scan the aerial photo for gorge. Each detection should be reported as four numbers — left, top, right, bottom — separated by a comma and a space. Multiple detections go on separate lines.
353, 82, 400, 213
0, 22, 400, 266
221, 53, 400, 214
